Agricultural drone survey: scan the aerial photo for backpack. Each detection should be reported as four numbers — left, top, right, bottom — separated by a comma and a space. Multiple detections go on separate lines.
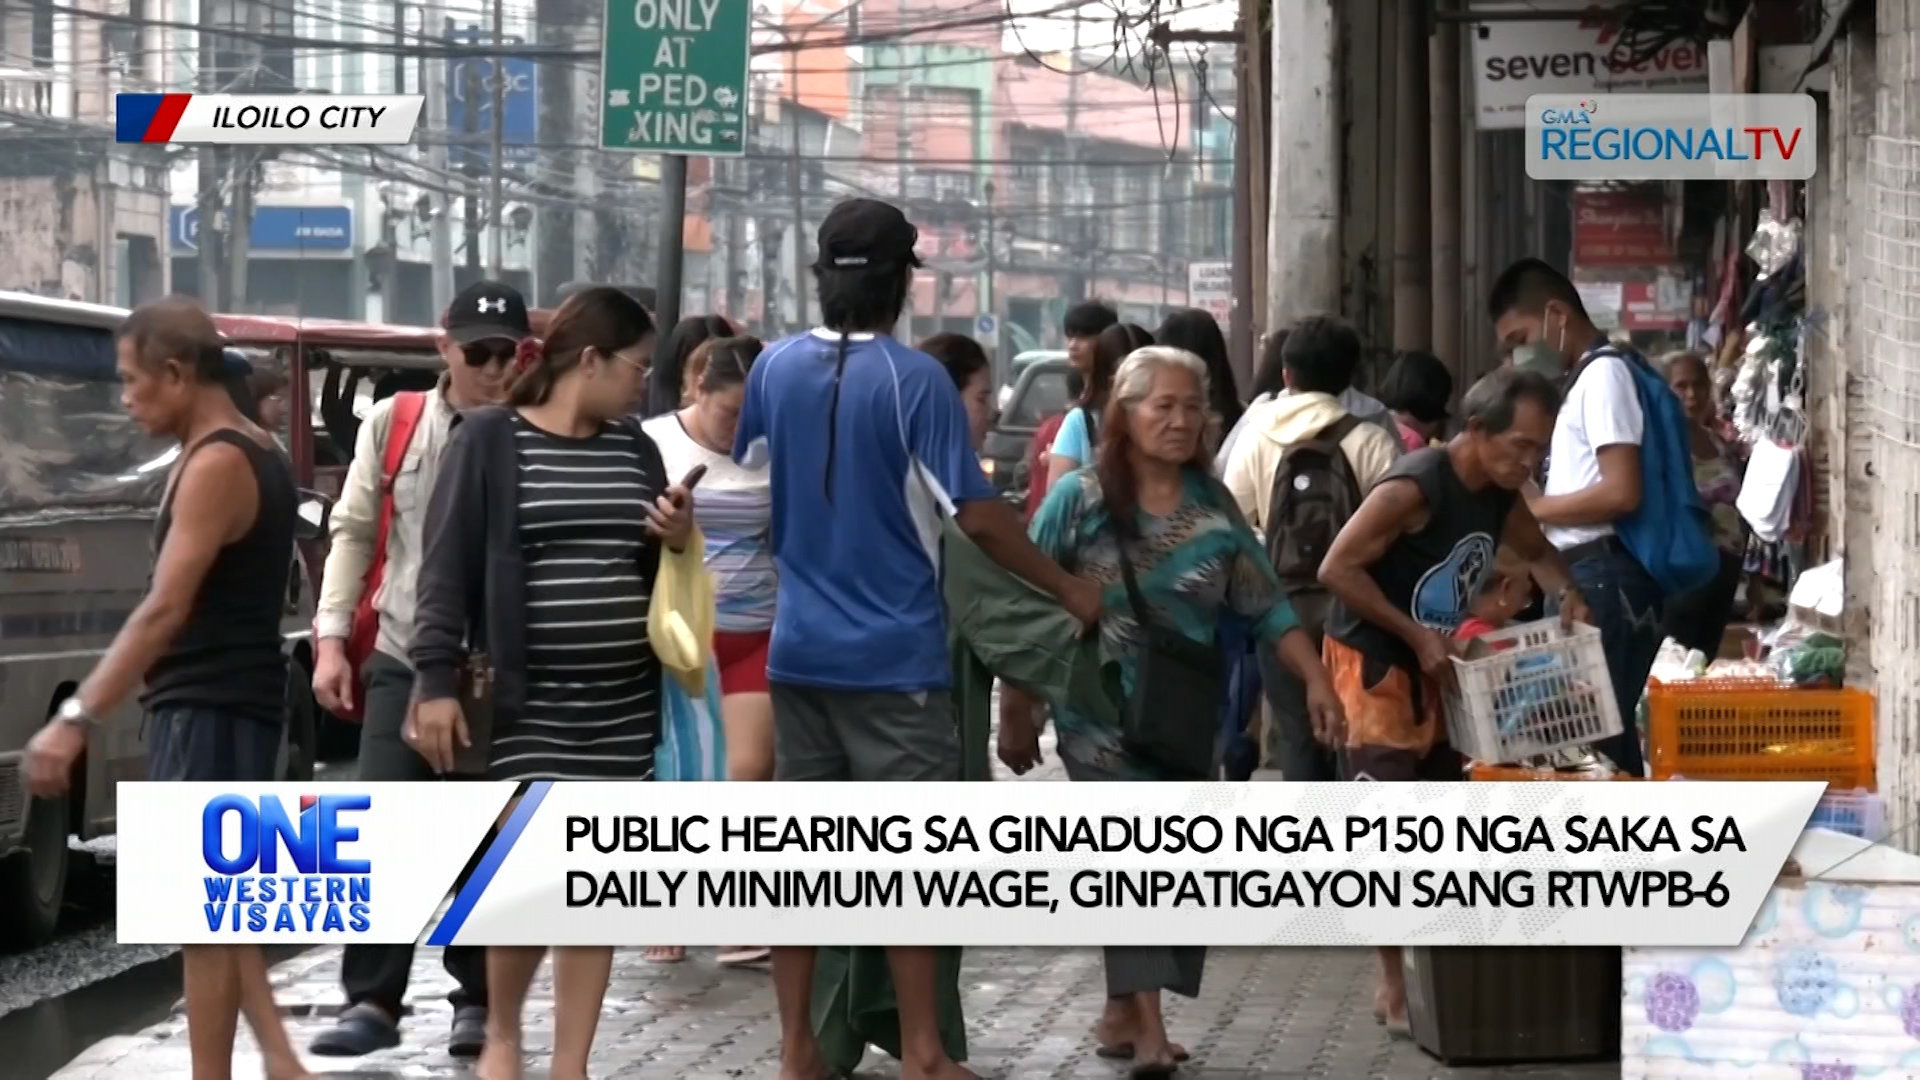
1264, 414, 1365, 623
329, 391, 427, 722
1567, 347, 1718, 595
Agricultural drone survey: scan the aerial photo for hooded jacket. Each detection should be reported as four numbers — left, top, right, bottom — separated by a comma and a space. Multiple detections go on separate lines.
1220, 390, 1402, 538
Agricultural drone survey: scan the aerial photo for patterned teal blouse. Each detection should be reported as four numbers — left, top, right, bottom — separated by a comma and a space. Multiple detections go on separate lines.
1029, 466, 1299, 736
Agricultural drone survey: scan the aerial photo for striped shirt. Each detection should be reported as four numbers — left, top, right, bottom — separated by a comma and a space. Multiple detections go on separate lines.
643, 412, 776, 632
495, 414, 660, 782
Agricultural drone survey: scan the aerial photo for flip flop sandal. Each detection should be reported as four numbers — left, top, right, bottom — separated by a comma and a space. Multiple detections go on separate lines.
1129, 1061, 1181, 1078
644, 947, 687, 964
717, 947, 772, 966
308, 1004, 401, 1056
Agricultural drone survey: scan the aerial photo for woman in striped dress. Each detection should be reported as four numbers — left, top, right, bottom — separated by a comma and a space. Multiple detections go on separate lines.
410, 286, 692, 1080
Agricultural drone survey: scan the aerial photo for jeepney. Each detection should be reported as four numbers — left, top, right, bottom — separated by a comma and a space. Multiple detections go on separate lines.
0, 293, 324, 946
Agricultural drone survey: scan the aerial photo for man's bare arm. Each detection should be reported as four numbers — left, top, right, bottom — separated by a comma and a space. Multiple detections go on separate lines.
76, 443, 255, 716
1500, 496, 1576, 599
1317, 478, 1429, 652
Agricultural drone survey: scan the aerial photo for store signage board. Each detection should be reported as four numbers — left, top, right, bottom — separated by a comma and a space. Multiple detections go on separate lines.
1576, 275, 1691, 332
1187, 261, 1232, 322
169, 205, 354, 255
1470, 0, 1709, 131
1572, 189, 1675, 270
599, 0, 750, 156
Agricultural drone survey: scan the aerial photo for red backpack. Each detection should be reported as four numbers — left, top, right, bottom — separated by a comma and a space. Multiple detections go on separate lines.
330, 391, 427, 722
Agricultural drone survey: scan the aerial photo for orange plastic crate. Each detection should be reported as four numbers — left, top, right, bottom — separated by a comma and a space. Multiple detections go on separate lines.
1645, 678, 1875, 789
1468, 764, 1644, 781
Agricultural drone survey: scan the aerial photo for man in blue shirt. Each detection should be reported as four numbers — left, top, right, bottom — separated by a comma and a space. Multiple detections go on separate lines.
735, 198, 1098, 1080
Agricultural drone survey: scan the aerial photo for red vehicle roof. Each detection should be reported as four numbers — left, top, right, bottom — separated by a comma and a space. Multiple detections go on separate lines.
212, 313, 443, 349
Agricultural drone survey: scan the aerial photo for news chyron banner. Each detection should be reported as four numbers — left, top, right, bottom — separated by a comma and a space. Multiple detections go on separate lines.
115, 93, 422, 145
116, 782, 1822, 947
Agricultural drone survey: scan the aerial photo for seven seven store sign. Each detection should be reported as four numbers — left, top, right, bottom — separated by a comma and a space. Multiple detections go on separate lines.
1525, 94, 1816, 181
599, 0, 749, 155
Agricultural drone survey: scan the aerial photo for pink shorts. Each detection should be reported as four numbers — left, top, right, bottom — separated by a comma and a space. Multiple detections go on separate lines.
713, 630, 771, 695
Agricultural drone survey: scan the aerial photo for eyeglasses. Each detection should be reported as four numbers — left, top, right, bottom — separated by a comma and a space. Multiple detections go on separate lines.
611, 349, 651, 375
462, 341, 515, 367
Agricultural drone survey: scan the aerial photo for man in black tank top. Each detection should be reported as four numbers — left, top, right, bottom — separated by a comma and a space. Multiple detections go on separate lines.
24, 299, 309, 1080
1315, 369, 1587, 1033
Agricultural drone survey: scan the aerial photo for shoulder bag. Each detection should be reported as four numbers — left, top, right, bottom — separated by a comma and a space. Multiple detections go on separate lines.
1108, 510, 1222, 780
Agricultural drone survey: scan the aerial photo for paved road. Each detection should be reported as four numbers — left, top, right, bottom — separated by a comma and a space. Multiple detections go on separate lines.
46, 727, 1621, 1079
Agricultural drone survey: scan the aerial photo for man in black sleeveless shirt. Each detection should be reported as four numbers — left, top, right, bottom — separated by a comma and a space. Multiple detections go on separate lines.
1316, 369, 1587, 1034
25, 299, 308, 1080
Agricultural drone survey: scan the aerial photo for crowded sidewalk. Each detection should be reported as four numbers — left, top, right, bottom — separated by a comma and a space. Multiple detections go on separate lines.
53, 729, 1613, 1080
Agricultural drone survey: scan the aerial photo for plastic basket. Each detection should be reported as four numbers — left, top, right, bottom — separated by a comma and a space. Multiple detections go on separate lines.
1443, 619, 1623, 765
1806, 788, 1887, 840
1468, 764, 1645, 782
1645, 679, 1875, 788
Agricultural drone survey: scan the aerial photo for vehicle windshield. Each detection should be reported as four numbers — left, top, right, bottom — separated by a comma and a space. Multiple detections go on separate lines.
1002, 364, 1074, 430
0, 315, 170, 515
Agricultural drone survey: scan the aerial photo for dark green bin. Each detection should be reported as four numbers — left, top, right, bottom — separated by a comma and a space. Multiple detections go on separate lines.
1403, 946, 1622, 1065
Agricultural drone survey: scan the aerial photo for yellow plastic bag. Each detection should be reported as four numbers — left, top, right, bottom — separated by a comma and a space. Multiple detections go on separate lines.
649, 526, 714, 696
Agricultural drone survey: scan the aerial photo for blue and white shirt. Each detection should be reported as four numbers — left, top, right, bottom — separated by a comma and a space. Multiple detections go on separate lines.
733, 329, 994, 692
641, 412, 776, 633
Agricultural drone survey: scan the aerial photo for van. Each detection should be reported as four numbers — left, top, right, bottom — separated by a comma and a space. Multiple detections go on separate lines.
0, 292, 319, 946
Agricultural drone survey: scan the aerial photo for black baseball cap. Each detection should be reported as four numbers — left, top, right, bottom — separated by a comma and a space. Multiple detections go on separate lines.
444, 280, 531, 344
813, 198, 922, 272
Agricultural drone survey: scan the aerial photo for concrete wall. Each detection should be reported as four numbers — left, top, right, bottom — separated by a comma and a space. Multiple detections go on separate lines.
0, 175, 101, 300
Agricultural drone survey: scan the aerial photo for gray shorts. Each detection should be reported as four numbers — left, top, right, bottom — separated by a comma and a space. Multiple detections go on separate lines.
146, 705, 282, 782
770, 682, 960, 782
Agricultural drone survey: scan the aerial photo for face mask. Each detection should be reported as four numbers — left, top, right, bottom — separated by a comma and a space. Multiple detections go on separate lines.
1511, 341, 1567, 378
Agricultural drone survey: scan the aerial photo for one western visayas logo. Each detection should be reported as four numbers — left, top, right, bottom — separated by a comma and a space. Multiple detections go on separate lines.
201, 794, 373, 933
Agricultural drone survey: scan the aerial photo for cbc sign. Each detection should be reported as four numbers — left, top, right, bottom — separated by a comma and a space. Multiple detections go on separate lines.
451, 59, 533, 102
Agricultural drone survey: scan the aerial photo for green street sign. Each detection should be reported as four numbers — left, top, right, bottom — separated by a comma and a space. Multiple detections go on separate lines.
599, 0, 750, 155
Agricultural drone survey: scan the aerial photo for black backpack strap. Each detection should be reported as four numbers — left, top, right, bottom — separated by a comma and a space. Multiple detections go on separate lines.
1321, 413, 1365, 444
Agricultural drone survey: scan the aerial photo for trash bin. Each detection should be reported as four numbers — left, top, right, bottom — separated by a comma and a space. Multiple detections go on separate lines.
1403, 946, 1621, 1064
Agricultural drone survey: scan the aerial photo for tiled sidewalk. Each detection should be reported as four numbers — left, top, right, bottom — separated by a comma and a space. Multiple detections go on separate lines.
52, 730, 1620, 1079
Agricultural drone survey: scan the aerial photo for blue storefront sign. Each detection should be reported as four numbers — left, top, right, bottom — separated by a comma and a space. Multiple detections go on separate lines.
170, 205, 355, 255
447, 27, 538, 168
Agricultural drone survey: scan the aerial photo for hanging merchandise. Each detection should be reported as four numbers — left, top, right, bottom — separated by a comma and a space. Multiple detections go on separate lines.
1745, 209, 1802, 281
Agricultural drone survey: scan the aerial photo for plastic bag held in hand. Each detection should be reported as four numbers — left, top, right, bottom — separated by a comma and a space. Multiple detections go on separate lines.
650, 525, 715, 696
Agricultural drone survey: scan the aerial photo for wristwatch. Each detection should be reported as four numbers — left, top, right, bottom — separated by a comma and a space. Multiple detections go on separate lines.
54, 697, 97, 729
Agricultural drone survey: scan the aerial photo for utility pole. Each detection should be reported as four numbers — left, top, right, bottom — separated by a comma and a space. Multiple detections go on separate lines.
1268, 0, 1339, 331
656, 155, 687, 328
1430, 0, 1463, 367
1064, 9, 1086, 304
487, 0, 505, 276
534, 0, 576, 304
460, 39, 481, 279
195, 0, 226, 308
891, 0, 913, 341
229, 0, 267, 311
1391, 0, 1432, 349
788, 42, 807, 328
983, 179, 998, 362
382, 0, 407, 322
428, 11, 455, 314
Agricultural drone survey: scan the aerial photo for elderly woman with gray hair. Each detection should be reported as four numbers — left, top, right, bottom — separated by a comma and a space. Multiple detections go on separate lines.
1016, 345, 1343, 1075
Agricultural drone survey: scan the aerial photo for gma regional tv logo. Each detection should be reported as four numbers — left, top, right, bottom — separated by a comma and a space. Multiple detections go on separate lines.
201, 793, 372, 934
1526, 93, 1816, 181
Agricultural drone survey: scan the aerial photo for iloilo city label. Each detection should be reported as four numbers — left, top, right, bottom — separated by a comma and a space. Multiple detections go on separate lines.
1526, 93, 1816, 182
600, 0, 750, 155
117, 94, 422, 145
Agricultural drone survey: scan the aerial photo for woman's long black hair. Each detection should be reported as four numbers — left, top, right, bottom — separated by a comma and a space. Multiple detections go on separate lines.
644, 314, 732, 417
1156, 307, 1242, 431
